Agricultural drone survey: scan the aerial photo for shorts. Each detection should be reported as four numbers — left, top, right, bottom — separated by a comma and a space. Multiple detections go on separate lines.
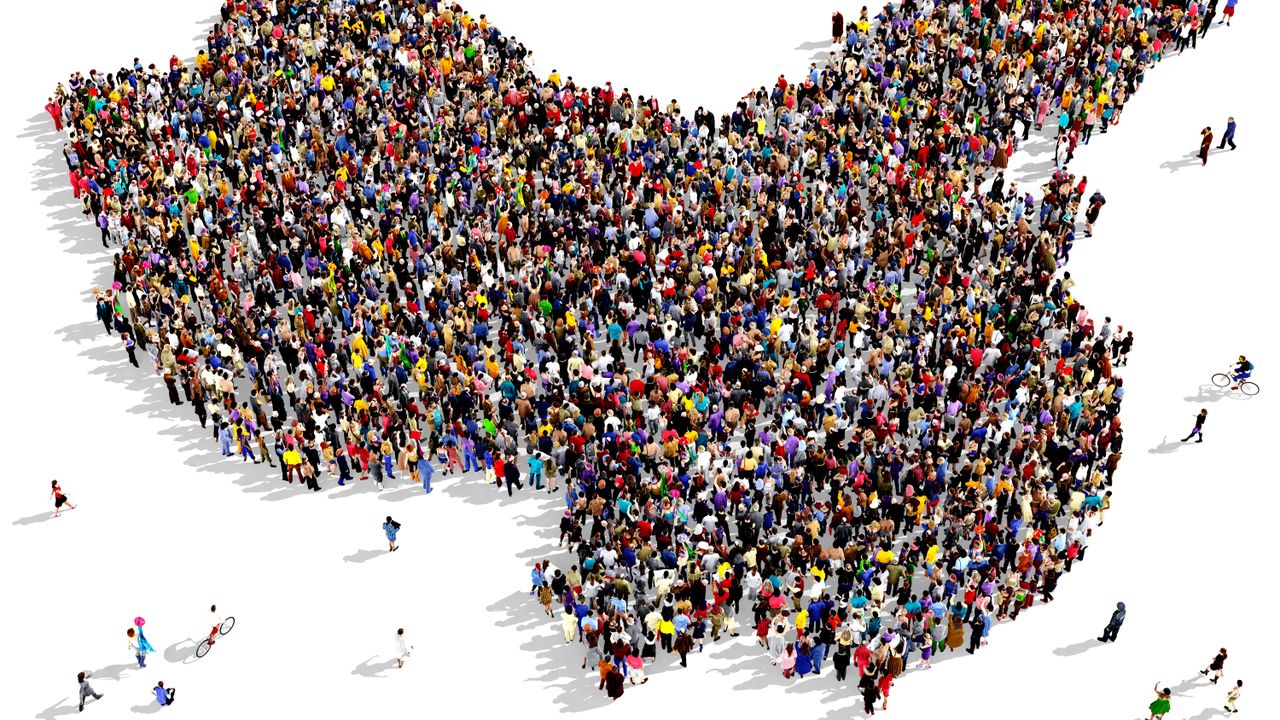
1224, 6, 1234, 17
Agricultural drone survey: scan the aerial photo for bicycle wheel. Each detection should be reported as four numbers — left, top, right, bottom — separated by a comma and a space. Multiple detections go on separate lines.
220, 616, 235, 635
1240, 381, 1260, 396
1211, 373, 1232, 388
195, 639, 212, 658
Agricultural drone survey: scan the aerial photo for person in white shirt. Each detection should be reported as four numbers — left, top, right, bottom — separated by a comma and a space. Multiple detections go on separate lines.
395, 628, 412, 668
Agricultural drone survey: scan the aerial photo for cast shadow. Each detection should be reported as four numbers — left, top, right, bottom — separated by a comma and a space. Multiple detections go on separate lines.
352, 656, 397, 678
163, 638, 197, 664
1052, 638, 1103, 657
1159, 151, 1202, 173
34, 697, 76, 719
13, 511, 56, 526
1148, 436, 1185, 455
343, 548, 383, 564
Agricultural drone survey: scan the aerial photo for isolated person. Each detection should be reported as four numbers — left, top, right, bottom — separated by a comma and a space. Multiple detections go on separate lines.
127, 627, 146, 668
1201, 647, 1229, 684
1199, 127, 1214, 165
1182, 409, 1208, 443
1148, 681, 1172, 719
51, 479, 77, 517
153, 681, 176, 707
395, 628, 412, 668
383, 516, 401, 552
1098, 601, 1126, 642
207, 605, 223, 647
77, 671, 104, 712
1218, 116, 1237, 150
1225, 679, 1242, 713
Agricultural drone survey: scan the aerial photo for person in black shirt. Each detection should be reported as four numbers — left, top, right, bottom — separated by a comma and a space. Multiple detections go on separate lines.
1181, 409, 1208, 443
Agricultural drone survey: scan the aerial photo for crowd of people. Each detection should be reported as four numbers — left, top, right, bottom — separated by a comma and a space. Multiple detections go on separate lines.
47, 0, 1227, 709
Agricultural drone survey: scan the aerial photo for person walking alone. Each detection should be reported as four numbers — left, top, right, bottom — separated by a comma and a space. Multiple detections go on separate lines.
1098, 601, 1126, 642
1218, 116, 1237, 150
1181, 409, 1208, 443
1201, 647, 1228, 684
1224, 679, 1242, 713
383, 516, 401, 552
51, 479, 77, 517
1199, 127, 1213, 166
77, 671, 104, 712
395, 628, 412, 668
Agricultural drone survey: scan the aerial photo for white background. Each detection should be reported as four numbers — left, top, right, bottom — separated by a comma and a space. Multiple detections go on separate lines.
1, 2, 1277, 718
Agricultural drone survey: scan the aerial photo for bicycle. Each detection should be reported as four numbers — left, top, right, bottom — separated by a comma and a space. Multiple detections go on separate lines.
195, 616, 236, 658
1210, 372, 1259, 396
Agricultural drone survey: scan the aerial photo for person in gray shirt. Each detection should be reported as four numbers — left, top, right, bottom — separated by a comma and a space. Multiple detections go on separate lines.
78, 670, 104, 711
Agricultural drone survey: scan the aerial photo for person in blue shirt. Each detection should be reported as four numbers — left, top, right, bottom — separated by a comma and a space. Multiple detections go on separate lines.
153, 681, 175, 707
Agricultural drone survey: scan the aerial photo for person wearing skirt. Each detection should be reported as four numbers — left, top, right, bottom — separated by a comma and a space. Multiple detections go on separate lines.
1148, 682, 1172, 719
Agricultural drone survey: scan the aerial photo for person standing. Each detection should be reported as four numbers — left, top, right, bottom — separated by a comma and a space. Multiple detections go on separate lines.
419, 451, 434, 494
383, 516, 401, 552
831, 10, 844, 43
45, 97, 64, 131
127, 627, 147, 668
859, 663, 882, 716
1199, 127, 1214, 166
122, 332, 139, 368
1182, 409, 1208, 443
1222, 0, 1237, 25
1218, 116, 1237, 150
78, 671, 104, 712
1084, 191, 1106, 237
1224, 679, 1242, 713
1201, 647, 1228, 683
51, 479, 77, 517
395, 628, 412, 668
153, 681, 176, 707
1098, 601, 1126, 642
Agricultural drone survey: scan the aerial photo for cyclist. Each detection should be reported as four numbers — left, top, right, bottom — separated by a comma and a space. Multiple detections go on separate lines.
207, 604, 222, 647
1231, 355, 1254, 389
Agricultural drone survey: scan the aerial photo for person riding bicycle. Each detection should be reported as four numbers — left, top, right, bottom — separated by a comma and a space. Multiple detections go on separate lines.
1232, 355, 1254, 388
207, 604, 222, 646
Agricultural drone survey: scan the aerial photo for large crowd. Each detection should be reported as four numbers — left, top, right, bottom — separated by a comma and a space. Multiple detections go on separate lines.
49, 0, 1220, 709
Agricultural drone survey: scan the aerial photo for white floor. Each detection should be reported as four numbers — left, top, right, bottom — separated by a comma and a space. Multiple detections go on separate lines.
2, 2, 1278, 719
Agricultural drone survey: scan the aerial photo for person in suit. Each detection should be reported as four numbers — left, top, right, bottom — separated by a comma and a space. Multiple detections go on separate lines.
1098, 601, 1126, 642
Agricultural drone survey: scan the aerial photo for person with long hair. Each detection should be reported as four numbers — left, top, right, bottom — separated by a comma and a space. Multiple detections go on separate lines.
50, 479, 76, 517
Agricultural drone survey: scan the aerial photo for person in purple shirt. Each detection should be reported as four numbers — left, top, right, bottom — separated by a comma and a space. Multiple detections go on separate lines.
153, 681, 175, 707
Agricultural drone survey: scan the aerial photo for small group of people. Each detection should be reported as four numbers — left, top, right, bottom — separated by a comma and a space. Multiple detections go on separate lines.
1198, 116, 1239, 166
1147, 648, 1243, 718
77, 610, 227, 712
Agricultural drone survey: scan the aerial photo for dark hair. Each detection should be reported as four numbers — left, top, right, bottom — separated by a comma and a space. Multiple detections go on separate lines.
78, 672, 86, 682
397, 628, 404, 636
211, 604, 217, 612
52, 480, 58, 488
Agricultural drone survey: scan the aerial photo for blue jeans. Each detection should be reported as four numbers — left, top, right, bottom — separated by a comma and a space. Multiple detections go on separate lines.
463, 452, 481, 472
383, 455, 395, 478
530, 472, 543, 489
137, 654, 146, 668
